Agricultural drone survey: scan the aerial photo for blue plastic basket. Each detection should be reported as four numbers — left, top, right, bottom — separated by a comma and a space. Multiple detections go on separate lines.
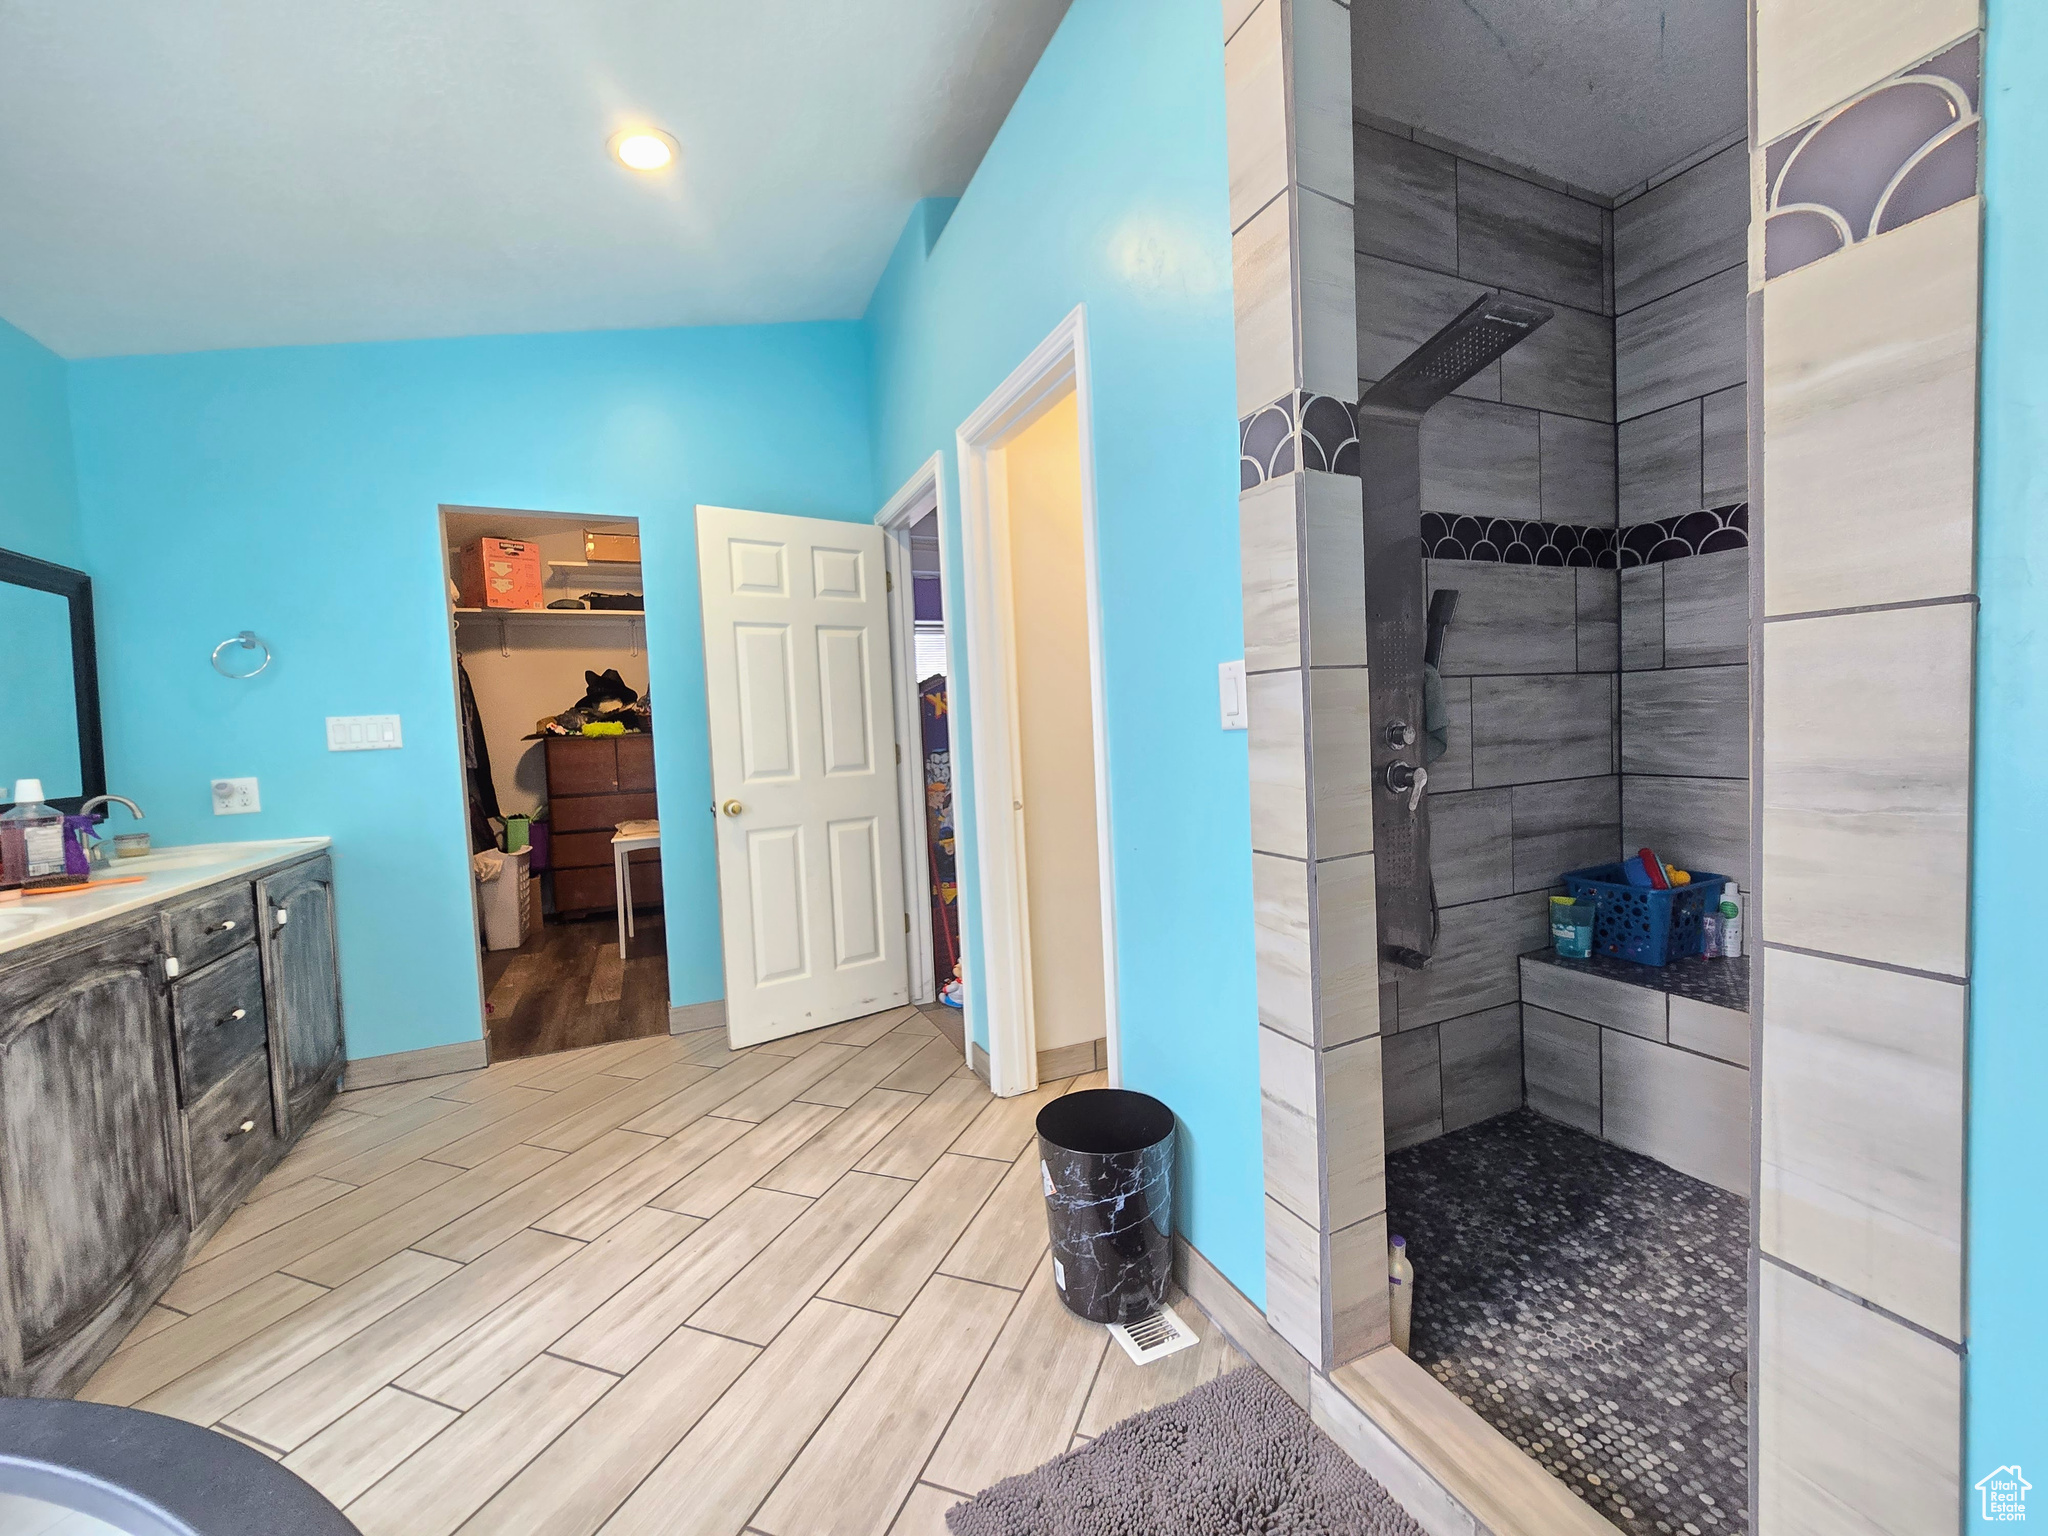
1560, 864, 1730, 967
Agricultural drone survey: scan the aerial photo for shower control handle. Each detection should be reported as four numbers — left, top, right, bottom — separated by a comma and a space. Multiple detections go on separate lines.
1384, 720, 1416, 750
1384, 761, 1429, 813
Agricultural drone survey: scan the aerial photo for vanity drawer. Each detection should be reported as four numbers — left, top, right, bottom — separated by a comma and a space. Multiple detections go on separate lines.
185, 1052, 281, 1228
164, 884, 257, 974
171, 947, 269, 1104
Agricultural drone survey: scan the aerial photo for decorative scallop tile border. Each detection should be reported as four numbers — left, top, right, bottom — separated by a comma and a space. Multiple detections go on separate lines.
1239, 390, 1357, 489
1237, 390, 1745, 567
1762, 33, 1980, 280
1422, 506, 1748, 568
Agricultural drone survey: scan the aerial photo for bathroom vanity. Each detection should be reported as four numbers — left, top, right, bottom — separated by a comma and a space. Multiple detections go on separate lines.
0, 840, 342, 1398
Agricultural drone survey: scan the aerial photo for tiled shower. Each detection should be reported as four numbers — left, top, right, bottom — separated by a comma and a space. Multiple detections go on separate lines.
1351, 119, 1754, 1161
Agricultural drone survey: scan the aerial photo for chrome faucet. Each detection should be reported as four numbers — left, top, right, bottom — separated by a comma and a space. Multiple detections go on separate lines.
80, 795, 145, 821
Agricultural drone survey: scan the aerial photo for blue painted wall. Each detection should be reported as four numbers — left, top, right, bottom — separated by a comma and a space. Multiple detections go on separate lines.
0, 318, 87, 797
66, 323, 874, 1062
864, 0, 1261, 1300
1969, 2, 2048, 1511
0, 317, 81, 567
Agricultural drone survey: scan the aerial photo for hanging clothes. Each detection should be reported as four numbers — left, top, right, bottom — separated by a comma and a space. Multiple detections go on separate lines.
457, 658, 501, 853
919, 673, 959, 993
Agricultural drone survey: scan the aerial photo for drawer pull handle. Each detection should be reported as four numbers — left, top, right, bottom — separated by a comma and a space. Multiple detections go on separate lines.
208, 919, 238, 934
226, 1120, 257, 1139
217, 1007, 248, 1028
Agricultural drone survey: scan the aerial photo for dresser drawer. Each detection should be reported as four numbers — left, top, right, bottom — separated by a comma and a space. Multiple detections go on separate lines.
185, 1053, 282, 1228
545, 737, 618, 794
170, 947, 269, 1105
547, 830, 617, 870
164, 884, 257, 974
550, 866, 617, 913
617, 733, 656, 791
551, 792, 657, 833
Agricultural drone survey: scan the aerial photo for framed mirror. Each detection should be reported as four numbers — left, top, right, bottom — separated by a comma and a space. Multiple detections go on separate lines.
0, 548, 105, 813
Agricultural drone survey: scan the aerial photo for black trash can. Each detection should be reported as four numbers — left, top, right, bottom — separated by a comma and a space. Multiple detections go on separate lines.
1036, 1088, 1175, 1324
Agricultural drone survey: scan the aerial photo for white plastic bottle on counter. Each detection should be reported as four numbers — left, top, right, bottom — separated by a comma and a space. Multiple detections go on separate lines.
1389, 1235, 1415, 1354
1718, 883, 1742, 959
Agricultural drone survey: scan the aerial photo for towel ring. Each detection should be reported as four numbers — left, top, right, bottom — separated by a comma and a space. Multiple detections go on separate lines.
211, 630, 272, 680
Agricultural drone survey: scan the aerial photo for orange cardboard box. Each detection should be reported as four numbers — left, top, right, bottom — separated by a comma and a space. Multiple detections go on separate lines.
457, 537, 543, 610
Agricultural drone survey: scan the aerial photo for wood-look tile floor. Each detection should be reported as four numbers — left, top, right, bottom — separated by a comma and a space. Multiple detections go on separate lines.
86, 1005, 1244, 1535
481, 912, 671, 1061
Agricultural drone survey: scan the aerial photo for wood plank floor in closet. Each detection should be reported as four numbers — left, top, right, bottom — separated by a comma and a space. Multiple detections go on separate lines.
481, 911, 671, 1060
84, 1006, 1243, 1536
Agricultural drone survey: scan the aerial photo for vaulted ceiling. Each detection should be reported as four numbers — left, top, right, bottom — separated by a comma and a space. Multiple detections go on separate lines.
0, 0, 1070, 357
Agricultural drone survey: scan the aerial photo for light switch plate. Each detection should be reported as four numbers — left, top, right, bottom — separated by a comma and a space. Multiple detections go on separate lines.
327, 715, 403, 751
1219, 660, 1248, 730
212, 777, 260, 815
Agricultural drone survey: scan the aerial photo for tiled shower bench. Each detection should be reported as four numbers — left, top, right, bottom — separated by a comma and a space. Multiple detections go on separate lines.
1519, 950, 1751, 1195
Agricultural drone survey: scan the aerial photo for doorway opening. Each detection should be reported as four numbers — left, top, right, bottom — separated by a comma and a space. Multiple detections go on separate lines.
878, 459, 962, 1034
955, 308, 1119, 1097
439, 505, 670, 1062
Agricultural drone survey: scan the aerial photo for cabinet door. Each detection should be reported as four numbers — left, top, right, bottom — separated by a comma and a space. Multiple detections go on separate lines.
258, 856, 346, 1135
0, 920, 184, 1394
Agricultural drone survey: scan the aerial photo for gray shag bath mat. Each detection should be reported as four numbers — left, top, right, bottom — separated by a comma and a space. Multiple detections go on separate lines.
945, 1366, 1425, 1536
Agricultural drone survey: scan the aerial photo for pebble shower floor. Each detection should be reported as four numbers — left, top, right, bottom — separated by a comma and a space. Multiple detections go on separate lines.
1386, 1109, 1748, 1536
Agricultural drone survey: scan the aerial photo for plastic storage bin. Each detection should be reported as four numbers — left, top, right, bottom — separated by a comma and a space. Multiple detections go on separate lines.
1036, 1089, 1175, 1324
1561, 863, 1730, 966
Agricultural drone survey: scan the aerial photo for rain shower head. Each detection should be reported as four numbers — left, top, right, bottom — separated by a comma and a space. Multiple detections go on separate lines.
1360, 293, 1555, 418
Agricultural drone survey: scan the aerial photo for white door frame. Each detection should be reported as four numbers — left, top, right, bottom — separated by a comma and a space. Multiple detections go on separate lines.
954, 305, 1120, 1097
875, 456, 947, 1013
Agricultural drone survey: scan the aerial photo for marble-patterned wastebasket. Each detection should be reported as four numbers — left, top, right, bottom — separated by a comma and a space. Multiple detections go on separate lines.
1035, 1088, 1175, 1324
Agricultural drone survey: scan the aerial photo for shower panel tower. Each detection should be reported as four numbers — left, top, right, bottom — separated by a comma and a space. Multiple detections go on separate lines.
1357, 294, 1552, 965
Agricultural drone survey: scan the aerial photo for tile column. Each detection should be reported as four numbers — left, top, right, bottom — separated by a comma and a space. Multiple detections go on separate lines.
1751, 4, 1980, 1531
1224, 0, 1388, 1370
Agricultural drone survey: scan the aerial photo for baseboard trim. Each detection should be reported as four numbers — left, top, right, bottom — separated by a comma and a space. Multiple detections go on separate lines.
668, 1000, 726, 1036
1172, 1237, 1311, 1409
968, 1035, 1107, 1089
341, 1038, 488, 1091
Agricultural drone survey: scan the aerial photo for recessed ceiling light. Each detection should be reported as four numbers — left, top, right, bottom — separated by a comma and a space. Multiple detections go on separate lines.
609, 127, 679, 173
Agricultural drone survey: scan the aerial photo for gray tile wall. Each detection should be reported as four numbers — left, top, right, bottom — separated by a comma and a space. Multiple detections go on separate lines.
1619, 548, 1751, 888
1612, 146, 1749, 525
1382, 560, 1622, 1151
1357, 123, 1617, 526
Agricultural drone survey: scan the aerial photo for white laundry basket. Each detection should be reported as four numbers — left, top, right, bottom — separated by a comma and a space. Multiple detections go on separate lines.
479, 845, 533, 951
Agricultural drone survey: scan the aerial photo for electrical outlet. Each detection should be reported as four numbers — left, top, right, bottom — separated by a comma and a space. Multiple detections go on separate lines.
212, 777, 260, 815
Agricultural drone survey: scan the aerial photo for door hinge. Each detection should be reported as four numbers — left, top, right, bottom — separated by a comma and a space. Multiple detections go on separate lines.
885, 569, 893, 591
895, 743, 901, 764
904, 912, 911, 932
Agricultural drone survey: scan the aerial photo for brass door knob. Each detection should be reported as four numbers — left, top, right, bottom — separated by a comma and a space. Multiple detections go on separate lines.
722, 800, 744, 817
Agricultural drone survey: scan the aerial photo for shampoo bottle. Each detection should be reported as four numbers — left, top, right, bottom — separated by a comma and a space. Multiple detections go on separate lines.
0, 780, 75, 891
1389, 1235, 1415, 1354
1719, 883, 1742, 959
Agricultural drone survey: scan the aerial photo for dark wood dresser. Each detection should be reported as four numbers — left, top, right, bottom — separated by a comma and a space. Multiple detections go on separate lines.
544, 734, 662, 917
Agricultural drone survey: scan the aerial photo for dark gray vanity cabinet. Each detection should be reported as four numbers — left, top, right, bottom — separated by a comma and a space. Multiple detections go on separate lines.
258, 856, 345, 1135
0, 920, 186, 1398
0, 846, 343, 1399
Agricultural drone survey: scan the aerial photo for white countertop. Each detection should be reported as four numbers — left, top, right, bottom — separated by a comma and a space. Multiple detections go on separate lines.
0, 839, 331, 959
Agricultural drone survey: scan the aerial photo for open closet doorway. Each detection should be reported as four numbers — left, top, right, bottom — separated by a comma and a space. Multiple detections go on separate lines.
440, 505, 670, 1061
878, 458, 961, 1033
956, 308, 1118, 1097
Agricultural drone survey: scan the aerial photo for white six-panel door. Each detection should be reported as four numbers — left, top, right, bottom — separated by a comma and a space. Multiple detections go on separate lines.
696, 506, 911, 1046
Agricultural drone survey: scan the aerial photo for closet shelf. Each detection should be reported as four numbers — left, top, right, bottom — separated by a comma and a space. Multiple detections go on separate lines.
451, 607, 644, 620
546, 559, 642, 579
